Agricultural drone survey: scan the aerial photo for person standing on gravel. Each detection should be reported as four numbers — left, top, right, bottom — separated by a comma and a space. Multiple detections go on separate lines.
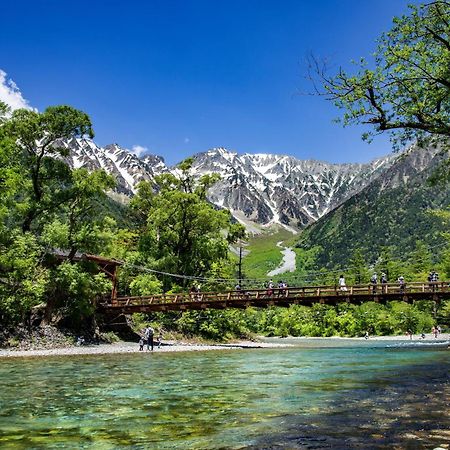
145, 326, 154, 351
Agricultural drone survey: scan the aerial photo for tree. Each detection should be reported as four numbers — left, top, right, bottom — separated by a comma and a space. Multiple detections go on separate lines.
131, 158, 245, 290
0, 104, 24, 236
374, 246, 404, 282
348, 248, 370, 284
4, 105, 93, 232
0, 103, 118, 328
312, 1, 450, 147
0, 232, 49, 326
41, 168, 116, 259
408, 240, 433, 278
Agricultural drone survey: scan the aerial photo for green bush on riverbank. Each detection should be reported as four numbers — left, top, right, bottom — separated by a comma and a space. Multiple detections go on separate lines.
131, 300, 447, 342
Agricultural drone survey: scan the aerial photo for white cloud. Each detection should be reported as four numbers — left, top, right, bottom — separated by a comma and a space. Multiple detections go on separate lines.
131, 144, 148, 157
0, 69, 33, 111
184, 137, 190, 143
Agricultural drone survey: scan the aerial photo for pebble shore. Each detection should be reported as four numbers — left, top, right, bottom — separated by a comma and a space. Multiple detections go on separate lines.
0, 340, 290, 358
0, 334, 447, 359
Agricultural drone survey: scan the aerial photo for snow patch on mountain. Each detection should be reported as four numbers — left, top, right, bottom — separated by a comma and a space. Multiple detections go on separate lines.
62, 138, 397, 231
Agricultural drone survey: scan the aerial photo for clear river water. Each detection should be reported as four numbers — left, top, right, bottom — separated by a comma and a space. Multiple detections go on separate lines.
0, 339, 449, 449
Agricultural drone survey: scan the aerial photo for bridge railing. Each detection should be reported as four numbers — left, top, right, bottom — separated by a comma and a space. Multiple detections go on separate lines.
107, 281, 449, 308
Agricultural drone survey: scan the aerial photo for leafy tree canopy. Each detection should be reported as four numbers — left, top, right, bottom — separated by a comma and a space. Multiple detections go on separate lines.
3, 104, 94, 232
131, 158, 246, 289
312, 1, 450, 147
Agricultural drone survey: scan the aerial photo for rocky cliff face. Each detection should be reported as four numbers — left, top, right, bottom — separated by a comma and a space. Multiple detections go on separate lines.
60, 138, 399, 229
60, 137, 168, 194
188, 148, 395, 228
296, 143, 446, 267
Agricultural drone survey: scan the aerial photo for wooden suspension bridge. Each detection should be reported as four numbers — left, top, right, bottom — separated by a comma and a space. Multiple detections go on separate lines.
101, 282, 450, 314
52, 252, 447, 315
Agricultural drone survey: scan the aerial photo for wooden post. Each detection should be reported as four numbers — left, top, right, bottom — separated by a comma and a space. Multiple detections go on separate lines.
111, 264, 118, 301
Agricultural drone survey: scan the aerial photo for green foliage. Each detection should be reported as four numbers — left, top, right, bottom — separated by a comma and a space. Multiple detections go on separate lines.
407, 241, 434, 279
347, 248, 370, 284
176, 309, 252, 341
316, 1, 450, 147
52, 262, 111, 324
240, 300, 436, 338
296, 155, 450, 270
4, 105, 94, 232
0, 232, 49, 325
131, 158, 243, 290
129, 274, 163, 296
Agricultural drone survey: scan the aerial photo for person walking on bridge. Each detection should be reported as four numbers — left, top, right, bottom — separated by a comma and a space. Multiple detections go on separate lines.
429, 270, 439, 292
371, 273, 378, 294
381, 273, 388, 293
277, 280, 286, 297
266, 279, 274, 297
339, 275, 347, 292
398, 276, 405, 293
190, 284, 198, 300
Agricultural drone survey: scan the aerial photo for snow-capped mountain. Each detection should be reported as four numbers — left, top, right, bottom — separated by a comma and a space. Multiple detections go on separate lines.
61, 138, 397, 230
189, 148, 395, 228
61, 137, 168, 194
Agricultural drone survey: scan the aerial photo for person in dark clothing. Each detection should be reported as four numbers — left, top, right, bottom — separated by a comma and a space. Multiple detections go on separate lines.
145, 326, 154, 351
430, 270, 439, 292
398, 276, 405, 293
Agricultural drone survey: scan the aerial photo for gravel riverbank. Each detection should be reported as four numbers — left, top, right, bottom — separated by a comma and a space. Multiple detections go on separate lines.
0, 340, 291, 358
1, 333, 448, 358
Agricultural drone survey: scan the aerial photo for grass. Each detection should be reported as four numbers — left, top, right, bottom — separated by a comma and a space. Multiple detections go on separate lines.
242, 226, 298, 280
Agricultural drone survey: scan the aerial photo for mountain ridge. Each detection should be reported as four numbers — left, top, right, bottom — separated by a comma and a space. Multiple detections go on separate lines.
295, 143, 447, 267
61, 137, 402, 230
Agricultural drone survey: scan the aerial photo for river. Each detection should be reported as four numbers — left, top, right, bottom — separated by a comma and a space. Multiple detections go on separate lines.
0, 339, 449, 449
267, 241, 296, 277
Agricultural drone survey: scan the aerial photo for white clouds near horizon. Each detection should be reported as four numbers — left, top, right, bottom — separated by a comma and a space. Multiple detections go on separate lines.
0, 69, 33, 111
131, 144, 148, 157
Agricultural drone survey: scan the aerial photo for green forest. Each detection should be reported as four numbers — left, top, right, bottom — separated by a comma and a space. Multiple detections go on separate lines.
0, 99, 448, 345
1, 1, 449, 345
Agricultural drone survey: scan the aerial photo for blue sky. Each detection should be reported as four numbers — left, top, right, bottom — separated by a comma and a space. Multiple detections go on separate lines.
1, 0, 417, 165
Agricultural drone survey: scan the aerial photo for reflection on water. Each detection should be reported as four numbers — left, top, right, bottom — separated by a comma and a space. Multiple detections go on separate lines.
0, 340, 448, 449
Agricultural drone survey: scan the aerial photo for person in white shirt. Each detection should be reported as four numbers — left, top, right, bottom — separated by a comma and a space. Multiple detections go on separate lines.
339, 275, 347, 291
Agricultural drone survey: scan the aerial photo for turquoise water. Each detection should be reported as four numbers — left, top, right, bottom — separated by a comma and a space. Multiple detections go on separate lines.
0, 340, 449, 449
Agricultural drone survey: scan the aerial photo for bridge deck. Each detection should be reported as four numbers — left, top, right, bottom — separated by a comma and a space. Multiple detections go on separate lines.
101, 282, 450, 314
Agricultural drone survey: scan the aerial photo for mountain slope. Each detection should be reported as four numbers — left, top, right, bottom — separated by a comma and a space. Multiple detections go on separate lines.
60, 138, 401, 230
189, 148, 395, 229
295, 145, 449, 268
61, 137, 168, 195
